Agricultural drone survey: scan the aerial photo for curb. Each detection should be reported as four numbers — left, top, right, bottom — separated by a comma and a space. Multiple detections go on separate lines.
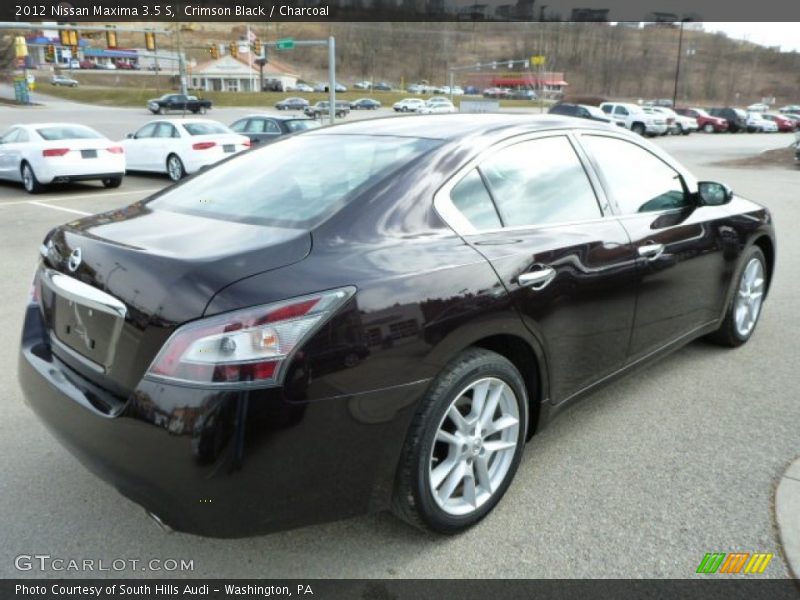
775, 457, 800, 579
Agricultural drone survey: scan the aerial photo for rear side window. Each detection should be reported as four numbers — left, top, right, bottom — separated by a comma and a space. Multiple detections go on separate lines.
581, 135, 688, 214
285, 120, 320, 132
450, 169, 502, 230
479, 136, 601, 228
150, 134, 441, 228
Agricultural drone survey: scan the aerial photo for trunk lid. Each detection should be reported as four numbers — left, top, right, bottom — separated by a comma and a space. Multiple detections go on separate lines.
39, 205, 311, 395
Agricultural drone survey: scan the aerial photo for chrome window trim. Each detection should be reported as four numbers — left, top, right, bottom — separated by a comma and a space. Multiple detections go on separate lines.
433, 128, 617, 237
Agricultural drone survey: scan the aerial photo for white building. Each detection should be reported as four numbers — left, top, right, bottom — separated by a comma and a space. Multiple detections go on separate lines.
189, 55, 298, 93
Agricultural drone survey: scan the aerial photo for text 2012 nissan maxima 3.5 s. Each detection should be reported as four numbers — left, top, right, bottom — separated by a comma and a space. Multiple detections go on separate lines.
19, 115, 775, 537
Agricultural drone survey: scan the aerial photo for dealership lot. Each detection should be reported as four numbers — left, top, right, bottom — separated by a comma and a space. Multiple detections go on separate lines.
1, 98, 798, 578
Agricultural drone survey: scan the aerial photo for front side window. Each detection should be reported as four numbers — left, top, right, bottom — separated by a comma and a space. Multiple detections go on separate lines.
581, 135, 689, 214
478, 136, 602, 228
1, 129, 20, 144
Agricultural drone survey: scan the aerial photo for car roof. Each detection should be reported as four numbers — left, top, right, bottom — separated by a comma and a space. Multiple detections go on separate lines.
152, 118, 221, 125
303, 113, 614, 141
241, 114, 314, 121
15, 122, 97, 130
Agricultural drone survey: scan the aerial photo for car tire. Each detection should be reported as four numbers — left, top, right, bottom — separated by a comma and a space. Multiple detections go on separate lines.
21, 162, 44, 194
102, 176, 122, 188
703, 123, 715, 133
631, 123, 646, 136
166, 154, 185, 182
392, 348, 528, 534
707, 246, 768, 348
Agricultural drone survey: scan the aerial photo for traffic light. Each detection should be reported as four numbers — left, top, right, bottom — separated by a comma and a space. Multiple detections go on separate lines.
45, 44, 55, 62
145, 32, 156, 51
106, 29, 117, 49
229, 42, 238, 59
14, 36, 28, 59
68, 30, 78, 47
209, 45, 219, 60
59, 30, 70, 46
253, 39, 262, 56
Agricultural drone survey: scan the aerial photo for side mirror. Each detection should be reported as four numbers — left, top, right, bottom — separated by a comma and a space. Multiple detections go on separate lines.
127, 133, 135, 139
697, 181, 732, 206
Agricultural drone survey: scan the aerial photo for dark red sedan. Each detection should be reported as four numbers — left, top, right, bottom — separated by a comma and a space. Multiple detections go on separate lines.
675, 107, 728, 133
762, 113, 797, 132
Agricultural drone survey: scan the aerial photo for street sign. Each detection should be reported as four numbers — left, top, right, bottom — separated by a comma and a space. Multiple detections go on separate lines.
531, 55, 546, 66
276, 38, 295, 50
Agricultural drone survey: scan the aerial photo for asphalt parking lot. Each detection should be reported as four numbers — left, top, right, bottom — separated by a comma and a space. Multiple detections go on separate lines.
1, 94, 798, 578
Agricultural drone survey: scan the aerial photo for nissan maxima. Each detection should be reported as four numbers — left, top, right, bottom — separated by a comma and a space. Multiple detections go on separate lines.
19, 115, 775, 537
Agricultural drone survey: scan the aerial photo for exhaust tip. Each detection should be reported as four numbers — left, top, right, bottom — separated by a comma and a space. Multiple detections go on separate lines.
146, 510, 174, 534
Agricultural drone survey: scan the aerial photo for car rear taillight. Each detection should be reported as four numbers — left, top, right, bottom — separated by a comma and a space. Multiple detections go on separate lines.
192, 142, 216, 150
146, 287, 355, 387
42, 148, 70, 157
107, 146, 124, 154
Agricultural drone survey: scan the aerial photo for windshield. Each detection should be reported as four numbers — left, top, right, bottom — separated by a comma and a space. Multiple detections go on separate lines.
285, 120, 321, 132
36, 126, 103, 140
150, 134, 442, 228
182, 122, 230, 136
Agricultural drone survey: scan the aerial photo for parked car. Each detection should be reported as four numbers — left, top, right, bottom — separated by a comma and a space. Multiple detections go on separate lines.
746, 112, 778, 133
708, 107, 748, 133
548, 103, 612, 124
303, 101, 350, 119
760, 113, 796, 132
78, 60, 95, 69
599, 102, 668, 136
650, 107, 698, 135
120, 119, 249, 181
675, 107, 728, 133
19, 115, 775, 538
68, 58, 80, 69
483, 87, 511, 99
393, 98, 426, 113
51, 74, 78, 87
0, 123, 125, 193
147, 94, 212, 115
372, 82, 393, 91
353, 81, 372, 90
93, 61, 117, 70
292, 83, 314, 93
115, 61, 135, 70
449, 86, 465, 96
230, 114, 321, 145
407, 84, 425, 94
274, 97, 310, 111
508, 89, 538, 101
746, 103, 770, 113
464, 86, 481, 95
779, 104, 800, 114
419, 98, 456, 114
350, 98, 381, 110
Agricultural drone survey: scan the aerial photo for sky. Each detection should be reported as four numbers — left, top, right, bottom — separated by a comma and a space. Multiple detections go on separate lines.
694, 23, 800, 52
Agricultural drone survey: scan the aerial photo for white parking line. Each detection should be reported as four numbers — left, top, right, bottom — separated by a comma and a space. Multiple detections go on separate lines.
25, 201, 91, 216
0, 188, 162, 208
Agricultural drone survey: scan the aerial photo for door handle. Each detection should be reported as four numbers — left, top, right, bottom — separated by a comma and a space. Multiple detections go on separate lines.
518, 266, 556, 290
638, 243, 665, 260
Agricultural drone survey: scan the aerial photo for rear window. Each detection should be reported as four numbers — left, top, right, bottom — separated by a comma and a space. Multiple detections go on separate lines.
36, 126, 103, 141
285, 120, 321, 132
150, 134, 442, 228
182, 122, 230, 136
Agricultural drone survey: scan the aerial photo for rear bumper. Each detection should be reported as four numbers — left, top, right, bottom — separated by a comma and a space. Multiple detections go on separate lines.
18, 305, 425, 537
36, 157, 126, 184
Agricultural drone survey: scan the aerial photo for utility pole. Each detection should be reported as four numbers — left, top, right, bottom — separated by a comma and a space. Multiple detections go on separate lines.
328, 36, 336, 126
175, 22, 187, 95
672, 18, 688, 108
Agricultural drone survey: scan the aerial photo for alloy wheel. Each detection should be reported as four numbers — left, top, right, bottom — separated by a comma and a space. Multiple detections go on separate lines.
167, 156, 183, 181
22, 165, 33, 192
734, 257, 765, 338
428, 377, 520, 516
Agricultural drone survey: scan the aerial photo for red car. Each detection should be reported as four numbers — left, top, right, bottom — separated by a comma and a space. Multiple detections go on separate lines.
675, 107, 728, 133
761, 113, 796, 132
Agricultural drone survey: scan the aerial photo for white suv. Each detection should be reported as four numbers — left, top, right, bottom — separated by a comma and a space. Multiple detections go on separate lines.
599, 102, 668, 136
393, 98, 426, 113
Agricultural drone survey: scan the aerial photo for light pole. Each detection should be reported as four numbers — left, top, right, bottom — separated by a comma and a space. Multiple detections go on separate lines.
672, 18, 690, 107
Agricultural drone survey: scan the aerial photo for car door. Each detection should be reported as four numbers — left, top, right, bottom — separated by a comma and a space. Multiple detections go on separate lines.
612, 105, 630, 127
124, 123, 158, 171
436, 134, 640, 403
0, 128, 21, 180
576, 132, 731, 360
152, 122, 180, 171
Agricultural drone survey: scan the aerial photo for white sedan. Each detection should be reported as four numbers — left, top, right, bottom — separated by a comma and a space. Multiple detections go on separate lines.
0, 123, 125, 194
120, 119, 250, 181
419, 98, 457, 114
393, 98, 426, 113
